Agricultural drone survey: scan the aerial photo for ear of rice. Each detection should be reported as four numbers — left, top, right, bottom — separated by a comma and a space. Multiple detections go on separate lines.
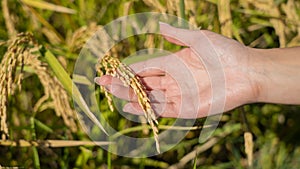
98, 55, 160, 153
0, 33, 78, 140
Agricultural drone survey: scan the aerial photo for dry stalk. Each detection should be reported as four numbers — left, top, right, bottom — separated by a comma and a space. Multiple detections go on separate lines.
247, 0, 286, 47
96, 55, 160, 153
244, 132, 253, 167
143, 0, 166, 13
217, 0, 233, 38
0, 33, 77, 140
2, 0, 17, 37
0, 139, 112, 147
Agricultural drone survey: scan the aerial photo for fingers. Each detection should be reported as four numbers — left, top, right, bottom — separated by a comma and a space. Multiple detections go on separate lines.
136, 68, 165, 77
94, 76, 137, 101
95, 75, 177, 118
159, 22, 195, 47
129, 49, 189, 75
94, 73, 169, 101
123, 102, 176, 118
94, 75, 123, 86
141, 76, 164, 90
122, 103, 143, 115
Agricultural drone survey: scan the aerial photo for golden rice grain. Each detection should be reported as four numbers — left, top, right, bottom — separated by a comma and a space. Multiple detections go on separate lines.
97, 55, 160, 153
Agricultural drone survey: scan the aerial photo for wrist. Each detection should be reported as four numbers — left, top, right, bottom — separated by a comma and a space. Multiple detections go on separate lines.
247, 47, 300, 104
246, 47, 269, 103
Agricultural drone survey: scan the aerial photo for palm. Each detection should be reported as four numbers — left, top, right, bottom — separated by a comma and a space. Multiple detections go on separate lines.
198, 31, 257, 111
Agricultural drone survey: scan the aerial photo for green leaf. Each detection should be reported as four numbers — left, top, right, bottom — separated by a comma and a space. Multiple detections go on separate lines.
43, 49, 108, 135
32, 146, 41, 169
193, 153, 197, 169
34, 118, 53, 133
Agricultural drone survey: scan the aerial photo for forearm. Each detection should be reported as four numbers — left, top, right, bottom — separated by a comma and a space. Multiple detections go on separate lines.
249, 47, 300, 104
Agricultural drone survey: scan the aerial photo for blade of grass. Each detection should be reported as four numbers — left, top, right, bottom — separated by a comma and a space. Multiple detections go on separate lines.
34, 118, 53, 133
30, 116, 41, 169
131, 158, 169, 168
179, 0, 185, 20
21, 0, 76, 14
192, 153, 197, 169
32, 146, 41, 169
107, 150, 112, 169
43, 49, 108, 135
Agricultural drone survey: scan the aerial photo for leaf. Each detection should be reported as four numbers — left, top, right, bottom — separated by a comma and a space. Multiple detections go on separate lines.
192, 153, 197, 169
34, 118, 53, 133
43, 49, 108, 135
21, 0, 76, 14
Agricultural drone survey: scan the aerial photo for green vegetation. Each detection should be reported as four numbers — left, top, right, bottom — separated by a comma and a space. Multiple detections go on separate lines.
1, 0, 300, 168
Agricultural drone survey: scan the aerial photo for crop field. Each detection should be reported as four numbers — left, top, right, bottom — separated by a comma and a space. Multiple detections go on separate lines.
0, 0, 300, 168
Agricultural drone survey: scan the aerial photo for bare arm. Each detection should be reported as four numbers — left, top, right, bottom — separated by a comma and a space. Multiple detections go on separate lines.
250, 47, 300, 104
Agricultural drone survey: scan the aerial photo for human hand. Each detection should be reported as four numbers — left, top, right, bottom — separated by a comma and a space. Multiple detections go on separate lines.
95, 23, 259, 119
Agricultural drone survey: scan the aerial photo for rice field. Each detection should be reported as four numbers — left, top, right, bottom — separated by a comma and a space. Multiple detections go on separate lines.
1, 0, 300, 168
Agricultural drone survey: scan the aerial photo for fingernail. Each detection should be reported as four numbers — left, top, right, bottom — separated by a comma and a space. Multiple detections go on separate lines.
94, 77, 110, 91
94, 77, 101, 85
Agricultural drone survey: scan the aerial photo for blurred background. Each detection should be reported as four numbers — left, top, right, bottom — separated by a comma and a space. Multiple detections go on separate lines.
0, 0, 300, 168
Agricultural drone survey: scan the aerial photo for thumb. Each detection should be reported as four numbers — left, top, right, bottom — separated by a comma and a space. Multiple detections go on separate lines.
159, 22, 194, 47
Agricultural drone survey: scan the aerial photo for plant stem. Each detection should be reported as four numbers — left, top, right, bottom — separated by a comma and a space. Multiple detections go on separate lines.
179, 0, 185, 20
30, 117, 40, 169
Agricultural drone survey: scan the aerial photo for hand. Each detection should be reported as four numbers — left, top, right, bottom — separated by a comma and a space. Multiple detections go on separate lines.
95, 23, 259, 119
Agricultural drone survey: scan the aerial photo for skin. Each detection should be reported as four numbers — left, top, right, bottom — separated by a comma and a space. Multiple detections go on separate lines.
95, 22, 300, 119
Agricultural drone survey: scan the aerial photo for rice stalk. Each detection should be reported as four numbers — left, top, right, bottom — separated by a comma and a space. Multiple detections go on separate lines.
97, 55, 160, 153
20, 0, 76, 14
0, 33, 77, 140
282, 0, 300, 47
166, 0, 177, 15
287, 36, 300, 47
247, 0, 286, 47
144, 34, 155, 54
282, 0, 299, 32
185, 0, 198, 28
0, 139, 112, 147
2, 0, 17, 37
217, 0, 233, 38
123, 1, 133, 16
143, 0, 166, 13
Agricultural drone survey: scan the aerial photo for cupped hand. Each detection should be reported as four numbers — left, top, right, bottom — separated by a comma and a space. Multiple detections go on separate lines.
95, 23, 259, 119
